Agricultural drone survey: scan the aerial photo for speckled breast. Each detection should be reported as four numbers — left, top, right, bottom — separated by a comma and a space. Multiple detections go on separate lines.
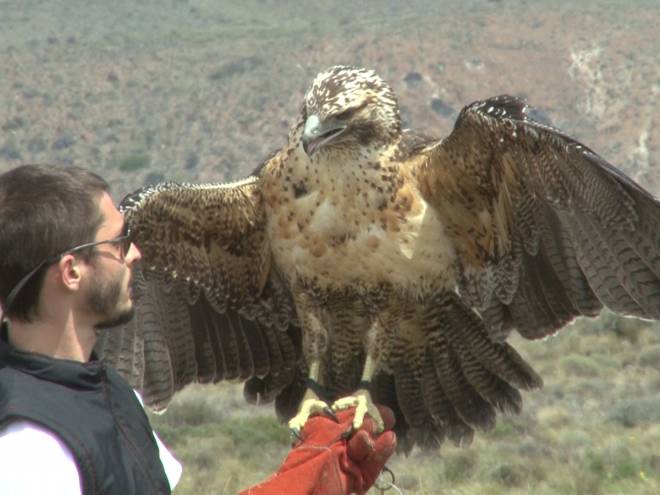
266, 182, 458, 297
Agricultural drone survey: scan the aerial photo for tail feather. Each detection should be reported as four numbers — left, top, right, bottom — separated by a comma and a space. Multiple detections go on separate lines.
453, 341, 523, 415
437, 293, 543, 390
428, 331, 497, 431
374, 291, 545, 450
371, 372, 414, 453
420, 351, 473, 447
393, 361, 430, 428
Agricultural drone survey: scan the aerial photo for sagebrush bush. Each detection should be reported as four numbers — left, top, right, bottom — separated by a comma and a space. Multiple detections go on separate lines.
608, 396, 660, 427
638, 345, 660, 370
118, 152, 150, 171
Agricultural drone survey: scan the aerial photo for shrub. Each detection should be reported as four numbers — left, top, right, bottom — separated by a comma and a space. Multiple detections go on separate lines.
152, 395, 224, 429
2, 116, 25, 131
608, 396, 660, 427
219, 416, 290, 459
488, 462, 526, 486
52, 133, 75, 150
27, 136, 47, 153
585, 445, 641, 480
144, 172, 165, 186
118, 152, 150, 172
442, 450, 477, 482
0, 142, 21, 160
638, 344, 660, 370
556, 429, 592, 450
559, 355, 603, 377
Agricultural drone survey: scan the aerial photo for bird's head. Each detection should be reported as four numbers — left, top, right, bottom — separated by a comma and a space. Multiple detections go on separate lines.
300, 66, 401, 158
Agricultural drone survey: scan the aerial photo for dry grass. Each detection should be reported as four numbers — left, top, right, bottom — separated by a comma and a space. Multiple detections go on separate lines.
148, 314, 660, 494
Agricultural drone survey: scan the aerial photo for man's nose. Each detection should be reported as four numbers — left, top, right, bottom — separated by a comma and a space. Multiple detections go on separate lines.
126, 242, 142, 265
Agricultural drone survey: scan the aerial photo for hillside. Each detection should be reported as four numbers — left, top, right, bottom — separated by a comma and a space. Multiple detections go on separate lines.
1, 1, 659, 493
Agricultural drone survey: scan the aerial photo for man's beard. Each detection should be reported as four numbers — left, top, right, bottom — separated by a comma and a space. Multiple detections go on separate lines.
88, 270, 135, 329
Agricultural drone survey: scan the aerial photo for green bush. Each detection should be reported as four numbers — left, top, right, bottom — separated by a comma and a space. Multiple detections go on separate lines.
118, 152, 150, 171
584, 445, 641, 480
559, 355, 603, 377
608, 396, 660, 427
218, 416, 291, 459
488, 462, 526, 486
638, 345, 660, 370
155, 398, 224, 428
442, 450, 477, 482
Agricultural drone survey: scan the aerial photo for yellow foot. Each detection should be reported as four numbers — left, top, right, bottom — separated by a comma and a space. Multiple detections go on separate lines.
288, 395, 334, 438
332, 388, 384, 432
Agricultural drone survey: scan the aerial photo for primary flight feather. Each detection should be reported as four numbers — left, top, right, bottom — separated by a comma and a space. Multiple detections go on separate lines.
97, 65, 660, 451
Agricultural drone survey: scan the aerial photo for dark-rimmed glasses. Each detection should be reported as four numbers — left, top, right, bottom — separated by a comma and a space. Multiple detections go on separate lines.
1, 227, 132, 323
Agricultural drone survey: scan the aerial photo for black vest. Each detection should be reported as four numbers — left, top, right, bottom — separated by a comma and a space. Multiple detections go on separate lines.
0, 329, 171, 494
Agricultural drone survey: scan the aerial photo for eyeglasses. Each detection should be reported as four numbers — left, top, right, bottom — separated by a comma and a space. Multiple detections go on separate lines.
0, 227, 132, 323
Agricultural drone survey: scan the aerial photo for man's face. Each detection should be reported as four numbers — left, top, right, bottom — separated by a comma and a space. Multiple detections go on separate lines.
83, 192, 141, 329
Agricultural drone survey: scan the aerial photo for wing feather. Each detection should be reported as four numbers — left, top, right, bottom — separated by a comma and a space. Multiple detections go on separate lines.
419, 95, 660, 340
188, 294, 223, 383
121, 178, 273, 316
96, 177, 300, 410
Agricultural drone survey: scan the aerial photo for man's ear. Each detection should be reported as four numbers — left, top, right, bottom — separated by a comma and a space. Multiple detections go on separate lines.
58, 254, 82, 290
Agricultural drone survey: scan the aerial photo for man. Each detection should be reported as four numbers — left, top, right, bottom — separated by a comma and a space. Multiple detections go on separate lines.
0, 164, 181, 494
0, 165, 395, 495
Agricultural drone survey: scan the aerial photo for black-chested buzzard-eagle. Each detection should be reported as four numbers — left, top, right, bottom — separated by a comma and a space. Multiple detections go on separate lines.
96, 65, 660, 451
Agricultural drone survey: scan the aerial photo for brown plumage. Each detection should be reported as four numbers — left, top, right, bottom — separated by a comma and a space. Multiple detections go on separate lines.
96, 65, 660, 451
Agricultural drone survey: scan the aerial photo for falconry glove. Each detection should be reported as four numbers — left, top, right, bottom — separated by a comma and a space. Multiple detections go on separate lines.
239, 405, 396, 495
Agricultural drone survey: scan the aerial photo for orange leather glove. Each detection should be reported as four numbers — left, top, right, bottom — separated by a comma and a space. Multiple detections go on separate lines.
239, 405, 397, 495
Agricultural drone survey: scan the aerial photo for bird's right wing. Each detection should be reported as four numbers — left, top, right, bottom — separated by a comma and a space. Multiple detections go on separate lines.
95, 177, 300, 410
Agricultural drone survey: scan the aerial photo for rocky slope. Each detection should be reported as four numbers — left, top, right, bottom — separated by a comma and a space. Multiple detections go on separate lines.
1, 0, 657, 198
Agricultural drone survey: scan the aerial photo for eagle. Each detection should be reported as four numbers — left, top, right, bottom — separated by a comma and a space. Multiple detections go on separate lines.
97, 65, 660, 451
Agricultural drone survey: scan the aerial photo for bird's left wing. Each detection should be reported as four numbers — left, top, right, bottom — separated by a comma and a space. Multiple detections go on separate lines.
96, 177, 300, 410
417, 95, 660, 341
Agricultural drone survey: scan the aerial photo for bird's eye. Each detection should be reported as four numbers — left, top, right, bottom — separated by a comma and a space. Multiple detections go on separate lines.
332, 101, 367, 121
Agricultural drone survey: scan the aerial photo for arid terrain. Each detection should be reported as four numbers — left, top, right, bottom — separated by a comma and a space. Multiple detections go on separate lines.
1, 0, 659, 493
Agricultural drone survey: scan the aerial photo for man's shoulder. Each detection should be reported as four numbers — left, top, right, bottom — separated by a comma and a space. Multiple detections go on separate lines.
0, 420, 81, 493
0, 419, 75, 456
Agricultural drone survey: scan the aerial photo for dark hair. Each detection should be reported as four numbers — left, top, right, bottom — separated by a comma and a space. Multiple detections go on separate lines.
0, 165, 109, 321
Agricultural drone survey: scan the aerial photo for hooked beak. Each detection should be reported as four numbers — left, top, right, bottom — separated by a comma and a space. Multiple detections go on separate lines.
302, 114, 347, 156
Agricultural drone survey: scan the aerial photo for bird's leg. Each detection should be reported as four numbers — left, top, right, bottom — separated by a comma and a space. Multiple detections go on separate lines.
331, 310, 388, 432
288, 360, 336, 438
332, 354, 385, 432
287, 297, 335, 438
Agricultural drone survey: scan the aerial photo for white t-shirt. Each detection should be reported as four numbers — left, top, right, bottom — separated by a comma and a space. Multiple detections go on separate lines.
0, 393, 182, 494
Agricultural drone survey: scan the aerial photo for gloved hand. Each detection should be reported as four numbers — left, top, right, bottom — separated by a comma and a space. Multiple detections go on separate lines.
239, 405, 397, 495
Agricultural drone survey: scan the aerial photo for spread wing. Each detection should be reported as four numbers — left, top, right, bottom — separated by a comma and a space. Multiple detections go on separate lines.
419, 95, 660, 341
95, 177, 301, 410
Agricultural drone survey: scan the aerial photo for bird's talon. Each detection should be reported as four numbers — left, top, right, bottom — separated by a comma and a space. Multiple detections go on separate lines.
353, 410, 366, 430
340, 424, 355, 439
323, 406, 339, 422
288, 395, 331, 434
331, 390, 384, 431
290, 427, 303, 442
